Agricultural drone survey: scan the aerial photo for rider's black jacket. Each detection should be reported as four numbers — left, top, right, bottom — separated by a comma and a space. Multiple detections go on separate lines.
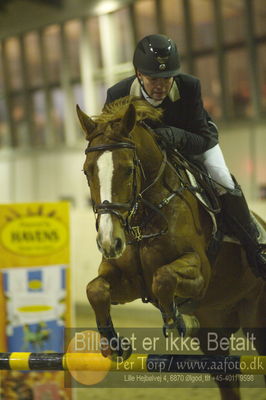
105, 74, 218, 155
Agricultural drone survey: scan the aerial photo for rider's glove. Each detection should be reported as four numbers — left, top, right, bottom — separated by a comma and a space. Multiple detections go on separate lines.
154, 126, 186, 150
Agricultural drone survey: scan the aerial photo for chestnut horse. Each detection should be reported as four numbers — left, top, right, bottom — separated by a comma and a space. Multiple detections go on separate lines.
77, 96, 266, 400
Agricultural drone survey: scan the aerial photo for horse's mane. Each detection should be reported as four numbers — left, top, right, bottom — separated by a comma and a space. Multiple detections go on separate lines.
94, 95, 163, 124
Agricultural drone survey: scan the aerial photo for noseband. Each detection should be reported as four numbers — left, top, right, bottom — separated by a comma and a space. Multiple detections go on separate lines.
85, 140, 168, 242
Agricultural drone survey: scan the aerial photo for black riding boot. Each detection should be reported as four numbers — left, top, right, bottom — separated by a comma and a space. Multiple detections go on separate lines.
220, 188, 266, 279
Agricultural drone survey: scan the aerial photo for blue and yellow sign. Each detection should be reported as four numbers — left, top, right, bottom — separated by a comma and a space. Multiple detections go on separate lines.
0, 202, 72, 399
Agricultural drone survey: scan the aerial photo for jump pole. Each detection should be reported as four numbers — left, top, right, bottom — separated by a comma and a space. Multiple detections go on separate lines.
0, 353, 265, 374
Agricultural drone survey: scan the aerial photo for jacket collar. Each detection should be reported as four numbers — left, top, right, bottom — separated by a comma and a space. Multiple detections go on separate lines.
129, 77, 180, 102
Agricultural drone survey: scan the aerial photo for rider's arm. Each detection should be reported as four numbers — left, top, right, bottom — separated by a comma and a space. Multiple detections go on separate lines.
154, 80, 218, 155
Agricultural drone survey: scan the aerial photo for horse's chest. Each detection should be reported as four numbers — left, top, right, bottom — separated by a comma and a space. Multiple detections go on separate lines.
138, 239, 177, 276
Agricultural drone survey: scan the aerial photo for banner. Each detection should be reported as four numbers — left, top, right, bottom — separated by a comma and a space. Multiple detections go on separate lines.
0, 202, 72, 400
0, 202, 69, 268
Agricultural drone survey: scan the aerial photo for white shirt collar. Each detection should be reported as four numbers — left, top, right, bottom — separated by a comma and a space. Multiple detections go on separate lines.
141, 87, 163, 106
130, 77, 180, 104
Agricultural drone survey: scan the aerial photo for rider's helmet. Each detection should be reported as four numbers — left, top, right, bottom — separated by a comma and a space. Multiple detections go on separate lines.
133, 34, 180, 78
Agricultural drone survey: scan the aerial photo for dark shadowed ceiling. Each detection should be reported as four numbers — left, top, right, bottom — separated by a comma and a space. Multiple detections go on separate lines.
0, 0, 132, 39
0, 0, 63, 12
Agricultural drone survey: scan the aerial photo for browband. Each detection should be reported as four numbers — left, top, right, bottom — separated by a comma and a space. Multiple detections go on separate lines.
85, 142, 135, 154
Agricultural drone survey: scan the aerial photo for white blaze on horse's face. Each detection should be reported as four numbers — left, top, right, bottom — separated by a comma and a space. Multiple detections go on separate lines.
97, 151, 113, 237
96, 151, 126, 258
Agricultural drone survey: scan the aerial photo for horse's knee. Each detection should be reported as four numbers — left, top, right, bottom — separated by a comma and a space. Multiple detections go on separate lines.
86, 277, 110, 308
152, 267, 176, 298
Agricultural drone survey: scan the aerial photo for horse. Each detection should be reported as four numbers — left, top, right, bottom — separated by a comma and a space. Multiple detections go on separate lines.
77, 96, 266, 400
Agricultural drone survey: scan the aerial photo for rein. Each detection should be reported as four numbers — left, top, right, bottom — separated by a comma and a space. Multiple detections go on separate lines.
85, 139, 169, 242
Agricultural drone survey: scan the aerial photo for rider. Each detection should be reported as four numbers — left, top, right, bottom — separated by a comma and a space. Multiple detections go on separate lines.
104, 33, 266, 280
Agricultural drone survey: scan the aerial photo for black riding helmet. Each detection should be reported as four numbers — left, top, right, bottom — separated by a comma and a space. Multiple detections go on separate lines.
133, 34, 180, 78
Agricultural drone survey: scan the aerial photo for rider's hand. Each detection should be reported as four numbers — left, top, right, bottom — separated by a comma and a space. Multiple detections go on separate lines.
154, 126, 185, 150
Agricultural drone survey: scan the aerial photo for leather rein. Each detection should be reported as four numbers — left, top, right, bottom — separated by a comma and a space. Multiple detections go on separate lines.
85, 139, 173, 242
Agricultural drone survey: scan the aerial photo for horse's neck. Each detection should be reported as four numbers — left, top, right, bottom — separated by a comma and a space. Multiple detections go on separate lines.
134, 128, 212, 238
134, 125, 164, 185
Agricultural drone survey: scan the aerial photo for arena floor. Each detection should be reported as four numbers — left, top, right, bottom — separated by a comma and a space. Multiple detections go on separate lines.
74, 304, 266, 400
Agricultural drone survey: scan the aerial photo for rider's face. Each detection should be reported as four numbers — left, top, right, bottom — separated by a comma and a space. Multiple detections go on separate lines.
137, 71, 174, 101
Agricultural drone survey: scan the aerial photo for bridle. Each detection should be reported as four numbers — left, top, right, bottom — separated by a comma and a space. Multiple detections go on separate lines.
85, 139, 169, 242
86, 142, 140, 231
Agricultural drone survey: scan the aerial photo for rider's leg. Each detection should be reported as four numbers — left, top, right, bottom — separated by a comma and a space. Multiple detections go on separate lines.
192, 144, 266, 279
192, 143, 235, 193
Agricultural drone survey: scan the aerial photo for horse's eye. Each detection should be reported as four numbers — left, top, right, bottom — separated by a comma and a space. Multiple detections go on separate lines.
126, 167, 134, 176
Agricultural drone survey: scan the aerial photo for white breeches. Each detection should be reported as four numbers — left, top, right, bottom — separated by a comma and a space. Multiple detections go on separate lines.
191, 144, 235, 194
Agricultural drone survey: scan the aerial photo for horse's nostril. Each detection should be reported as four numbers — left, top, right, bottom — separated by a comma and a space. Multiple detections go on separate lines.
115, 238, 123, 253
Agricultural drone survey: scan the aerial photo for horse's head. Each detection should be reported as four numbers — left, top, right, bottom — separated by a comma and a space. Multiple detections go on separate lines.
77, 97, 163, 259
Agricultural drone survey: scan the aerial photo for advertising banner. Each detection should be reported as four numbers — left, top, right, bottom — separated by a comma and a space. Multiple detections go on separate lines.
0, 202, 72, 400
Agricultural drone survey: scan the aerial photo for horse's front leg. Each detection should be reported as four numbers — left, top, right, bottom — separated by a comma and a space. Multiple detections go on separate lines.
152, 251, 206, 336
86, 261, 135, 360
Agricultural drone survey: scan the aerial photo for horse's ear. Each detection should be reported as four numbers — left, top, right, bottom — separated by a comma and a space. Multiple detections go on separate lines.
76, 104, 96, 139
121, 103, 136, 136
